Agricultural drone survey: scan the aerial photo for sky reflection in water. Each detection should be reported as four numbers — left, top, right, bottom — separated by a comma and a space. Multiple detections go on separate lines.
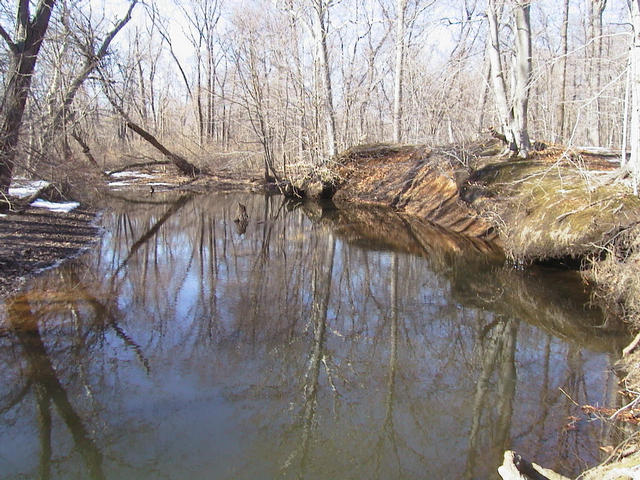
0, 192, 630, 480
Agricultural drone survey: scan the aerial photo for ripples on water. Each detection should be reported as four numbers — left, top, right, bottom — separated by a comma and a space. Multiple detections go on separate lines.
0, 192, 630, 479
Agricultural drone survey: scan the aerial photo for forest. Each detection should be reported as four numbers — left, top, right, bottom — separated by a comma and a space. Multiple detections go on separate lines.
0, 0, 638, 193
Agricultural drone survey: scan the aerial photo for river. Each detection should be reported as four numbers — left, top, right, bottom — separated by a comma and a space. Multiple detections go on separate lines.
0, 191, 629, 479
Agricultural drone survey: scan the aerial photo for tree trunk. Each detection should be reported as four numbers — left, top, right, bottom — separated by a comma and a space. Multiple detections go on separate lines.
486, 0, 516, 150
313, 0, 337, 159
477, 53, 491, 133
486, 0, 532, 158
630, 0, 640, 194
0, 0, 57, 194
556, 0, 569, 142
511, 1, 532, 158
392, 0, 407, 143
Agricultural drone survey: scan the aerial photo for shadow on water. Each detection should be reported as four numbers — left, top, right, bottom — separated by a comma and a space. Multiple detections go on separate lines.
0, 192, 631, 479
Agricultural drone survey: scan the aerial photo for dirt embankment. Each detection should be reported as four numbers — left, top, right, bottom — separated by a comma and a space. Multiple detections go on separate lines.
322, 139, 640, 329
329, 143, 499, 239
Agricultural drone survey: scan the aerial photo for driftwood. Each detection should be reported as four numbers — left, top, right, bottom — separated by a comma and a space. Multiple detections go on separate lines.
623, 332, 640, 357
498, 451, 570, 480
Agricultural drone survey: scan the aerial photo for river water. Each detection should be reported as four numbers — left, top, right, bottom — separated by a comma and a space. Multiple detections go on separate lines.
0, 192, 630, 479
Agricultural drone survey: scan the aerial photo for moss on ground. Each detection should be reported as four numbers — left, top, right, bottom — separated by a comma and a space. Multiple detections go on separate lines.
470, 157, 640, 263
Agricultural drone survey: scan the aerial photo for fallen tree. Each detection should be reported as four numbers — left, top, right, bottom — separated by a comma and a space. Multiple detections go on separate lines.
99, 70, 202, 178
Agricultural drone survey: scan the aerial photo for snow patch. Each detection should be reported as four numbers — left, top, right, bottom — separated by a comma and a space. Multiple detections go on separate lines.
109, 171, 154, 179
8, 180, 50, 198
148, 182, 172, 186
108, 181, 131, 187
30, 199, 80, 213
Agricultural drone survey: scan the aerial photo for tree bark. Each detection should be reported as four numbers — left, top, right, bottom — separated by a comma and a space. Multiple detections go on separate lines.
630, 0, 640, 194
313, 0, 337, 159
0, 0, 57, 194
392, 0, 407, 143
512, 1, 532, 158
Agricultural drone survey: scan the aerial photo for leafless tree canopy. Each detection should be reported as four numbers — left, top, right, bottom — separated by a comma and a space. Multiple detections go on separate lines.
0, 0, 637, 189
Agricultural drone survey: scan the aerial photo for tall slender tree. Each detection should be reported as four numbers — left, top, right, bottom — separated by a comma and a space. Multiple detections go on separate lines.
392, 0, 407, 143
556, 0, 570, 141
629, 0, 640, 193
311, 0, 337, 158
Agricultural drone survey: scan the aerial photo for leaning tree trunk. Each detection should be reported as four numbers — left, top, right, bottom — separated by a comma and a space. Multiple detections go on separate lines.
0, 0, 57, 194
125, 121, 201, 177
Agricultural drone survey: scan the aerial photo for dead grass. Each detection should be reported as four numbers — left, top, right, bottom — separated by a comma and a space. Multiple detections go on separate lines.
470, 155, 640, 263
586, 224, 640, 328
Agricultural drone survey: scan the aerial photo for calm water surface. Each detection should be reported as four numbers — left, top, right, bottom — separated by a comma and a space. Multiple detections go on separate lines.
0, 192, 630, 479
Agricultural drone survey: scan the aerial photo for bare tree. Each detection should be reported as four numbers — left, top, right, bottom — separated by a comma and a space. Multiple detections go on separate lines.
556, 0, 570, 141
0, 0, 56, 194
486, 0, 532, 158
311, 0, 337, 158
47, 1, 138, 137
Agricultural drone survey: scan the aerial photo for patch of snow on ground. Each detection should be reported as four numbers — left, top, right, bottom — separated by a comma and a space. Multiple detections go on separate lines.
30, 199, 80, 213
148, 182, 173, 186
8, 180, 50, 198
110, 171, 154, 179
108, 181, 131, 187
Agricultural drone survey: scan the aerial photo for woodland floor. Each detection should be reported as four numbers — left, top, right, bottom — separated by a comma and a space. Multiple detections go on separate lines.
0, 206, 100, 298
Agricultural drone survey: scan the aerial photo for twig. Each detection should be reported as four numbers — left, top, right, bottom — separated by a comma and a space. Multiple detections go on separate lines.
623, 332, 640, 357
609, 388, 640, 421
559, 387, 580, 406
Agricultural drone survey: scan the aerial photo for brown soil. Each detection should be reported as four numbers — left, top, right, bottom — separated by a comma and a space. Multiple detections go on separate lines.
332, 143, 500, 240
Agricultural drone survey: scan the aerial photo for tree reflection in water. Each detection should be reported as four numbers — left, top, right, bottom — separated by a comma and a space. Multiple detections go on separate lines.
0, 192, 630, 479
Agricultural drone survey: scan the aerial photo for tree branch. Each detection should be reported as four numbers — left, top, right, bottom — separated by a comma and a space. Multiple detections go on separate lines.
94, 0, 137, 60
49, 0, 137, 133
0, 24, 17, 54
30, 0, 57, 40
17, 0, 30, 34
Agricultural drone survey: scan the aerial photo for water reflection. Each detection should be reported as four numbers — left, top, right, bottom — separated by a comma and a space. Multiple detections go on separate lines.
0, 192, 630, 479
